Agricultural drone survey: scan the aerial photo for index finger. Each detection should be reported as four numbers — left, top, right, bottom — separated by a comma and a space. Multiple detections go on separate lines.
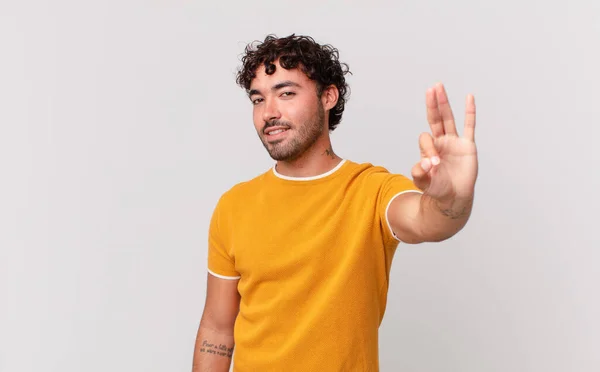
464, 94, 476, 141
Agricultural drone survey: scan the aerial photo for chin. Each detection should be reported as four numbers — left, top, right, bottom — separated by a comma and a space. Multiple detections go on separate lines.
268, 151, 295, 162
267, 147, 303, 162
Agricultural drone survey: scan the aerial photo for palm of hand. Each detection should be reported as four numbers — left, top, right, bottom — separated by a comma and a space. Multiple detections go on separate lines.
411, 84, 478, 201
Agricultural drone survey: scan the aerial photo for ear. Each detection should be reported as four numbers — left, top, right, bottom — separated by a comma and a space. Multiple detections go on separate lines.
320, 84, 339, 111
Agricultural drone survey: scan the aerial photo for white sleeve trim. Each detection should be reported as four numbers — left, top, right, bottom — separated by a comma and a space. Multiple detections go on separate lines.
208, 268, 241, 280
384, 189, 424, 243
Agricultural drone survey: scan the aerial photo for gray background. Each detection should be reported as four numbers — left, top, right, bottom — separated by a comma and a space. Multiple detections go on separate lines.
1, 1, 599, 371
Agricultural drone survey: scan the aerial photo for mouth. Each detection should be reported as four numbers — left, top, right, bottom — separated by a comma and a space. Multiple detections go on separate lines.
264, 126, 290, 141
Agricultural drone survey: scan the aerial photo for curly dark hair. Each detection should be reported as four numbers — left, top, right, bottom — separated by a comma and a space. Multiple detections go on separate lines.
235, 34, 351, 131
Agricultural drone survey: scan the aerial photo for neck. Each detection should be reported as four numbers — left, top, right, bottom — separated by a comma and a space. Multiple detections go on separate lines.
275, 136, 342, 178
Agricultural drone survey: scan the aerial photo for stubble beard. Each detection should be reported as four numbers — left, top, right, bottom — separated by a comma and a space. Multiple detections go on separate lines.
260, 103, 325, 162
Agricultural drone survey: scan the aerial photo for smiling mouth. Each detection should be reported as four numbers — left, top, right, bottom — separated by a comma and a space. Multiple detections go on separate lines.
266, 128, 288, 136
263, 127, 290, 144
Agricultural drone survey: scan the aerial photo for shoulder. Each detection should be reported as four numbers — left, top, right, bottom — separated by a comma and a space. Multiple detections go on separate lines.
214, 167, 272, 208
345, 160, 402, 181
344, 159, 419, 194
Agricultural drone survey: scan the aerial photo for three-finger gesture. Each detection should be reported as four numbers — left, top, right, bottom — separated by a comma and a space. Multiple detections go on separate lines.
411, 83, 478, 202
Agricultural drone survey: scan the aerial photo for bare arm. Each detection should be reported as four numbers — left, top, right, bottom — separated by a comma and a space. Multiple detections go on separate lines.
388, 83, 477, 244
388, 192, 473, 244
192, 273, 240, 372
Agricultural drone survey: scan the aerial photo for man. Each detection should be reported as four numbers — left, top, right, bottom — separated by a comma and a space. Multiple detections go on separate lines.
192, 34, 478, 371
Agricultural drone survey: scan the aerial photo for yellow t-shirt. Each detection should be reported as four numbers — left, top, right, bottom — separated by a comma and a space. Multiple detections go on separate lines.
207, 159, 422, 371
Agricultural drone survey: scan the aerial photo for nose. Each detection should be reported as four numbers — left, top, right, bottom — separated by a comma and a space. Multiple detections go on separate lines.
262, 98, 281, 123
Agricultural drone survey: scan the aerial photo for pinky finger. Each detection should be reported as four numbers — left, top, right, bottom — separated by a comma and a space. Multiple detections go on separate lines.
411, 160, 432, 191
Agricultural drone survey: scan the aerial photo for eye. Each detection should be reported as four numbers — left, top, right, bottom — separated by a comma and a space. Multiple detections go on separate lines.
251, 98, 263, 105
281, 91, 295, 98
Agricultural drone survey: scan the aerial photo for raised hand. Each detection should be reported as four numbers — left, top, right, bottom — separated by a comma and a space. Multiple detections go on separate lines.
411, 83, 478, 204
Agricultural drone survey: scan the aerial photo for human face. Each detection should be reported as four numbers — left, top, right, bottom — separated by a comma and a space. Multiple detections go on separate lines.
248, 61, 326, 162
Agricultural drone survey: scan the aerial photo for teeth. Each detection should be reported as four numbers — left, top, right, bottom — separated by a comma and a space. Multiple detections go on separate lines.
269, 129, 286, 135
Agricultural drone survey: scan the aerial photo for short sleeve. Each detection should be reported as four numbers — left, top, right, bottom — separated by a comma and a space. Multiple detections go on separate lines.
207, 196, 241, 280
369, 168, 423, 245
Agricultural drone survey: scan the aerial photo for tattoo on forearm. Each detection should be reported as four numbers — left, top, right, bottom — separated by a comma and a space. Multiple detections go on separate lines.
435, 199, 472, 220
199, 339, 234, 358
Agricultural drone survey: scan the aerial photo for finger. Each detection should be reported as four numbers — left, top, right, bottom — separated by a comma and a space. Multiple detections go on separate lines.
426, 87, 445, 137
419, 132, 440, 166
411, 161, 431, 191
435, 83, 458, 136
464, 94, 476, 141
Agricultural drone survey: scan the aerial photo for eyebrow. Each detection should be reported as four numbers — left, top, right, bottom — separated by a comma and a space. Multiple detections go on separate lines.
248, 80, 302, 97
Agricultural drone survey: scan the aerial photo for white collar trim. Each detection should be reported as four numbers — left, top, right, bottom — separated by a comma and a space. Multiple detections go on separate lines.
272, 159, 347, 181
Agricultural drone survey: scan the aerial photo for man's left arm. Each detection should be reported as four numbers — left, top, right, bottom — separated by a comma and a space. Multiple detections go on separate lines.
387, 191, 474, 244
387, 83, 478, 244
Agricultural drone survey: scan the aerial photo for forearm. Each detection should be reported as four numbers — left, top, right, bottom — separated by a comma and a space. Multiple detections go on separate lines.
192, 323, 235, 372
416, 192, 474, 242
